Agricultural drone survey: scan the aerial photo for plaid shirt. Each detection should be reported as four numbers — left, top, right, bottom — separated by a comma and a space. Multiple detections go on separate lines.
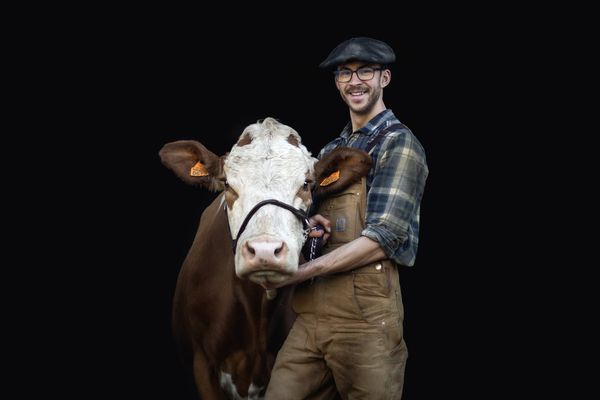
318, 109, 428, 267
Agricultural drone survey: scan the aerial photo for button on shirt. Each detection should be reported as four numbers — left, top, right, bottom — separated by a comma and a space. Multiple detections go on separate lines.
318, 109, 428, 266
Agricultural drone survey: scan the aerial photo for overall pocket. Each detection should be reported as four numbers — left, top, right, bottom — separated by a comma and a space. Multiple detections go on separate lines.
352, 265, 398, 323
318, 186, 363, 248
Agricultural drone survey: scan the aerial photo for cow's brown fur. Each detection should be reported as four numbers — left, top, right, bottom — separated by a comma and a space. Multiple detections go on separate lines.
313, 147, 372, 200
236, 133, 253, 147
287, 134, 299, 147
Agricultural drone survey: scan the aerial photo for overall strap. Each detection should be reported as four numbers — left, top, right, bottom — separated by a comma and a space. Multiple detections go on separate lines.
365, 122, 405, 154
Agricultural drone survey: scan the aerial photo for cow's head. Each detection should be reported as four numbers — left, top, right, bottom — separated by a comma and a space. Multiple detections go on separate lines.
159, 118, 316, 285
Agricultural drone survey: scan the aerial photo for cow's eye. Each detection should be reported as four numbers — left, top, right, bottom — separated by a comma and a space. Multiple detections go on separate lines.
217, 174, 228, 189
302, 180, 312, 191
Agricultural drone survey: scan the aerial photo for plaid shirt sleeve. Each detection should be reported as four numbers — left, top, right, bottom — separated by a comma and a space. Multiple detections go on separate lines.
361, 130, 429, 266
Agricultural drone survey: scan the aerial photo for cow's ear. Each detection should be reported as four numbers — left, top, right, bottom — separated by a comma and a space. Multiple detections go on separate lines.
159, 140, 225, 192
313, 147, 372, 199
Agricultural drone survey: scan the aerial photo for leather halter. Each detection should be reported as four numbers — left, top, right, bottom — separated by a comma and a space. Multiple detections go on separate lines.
230, 199, 311, 253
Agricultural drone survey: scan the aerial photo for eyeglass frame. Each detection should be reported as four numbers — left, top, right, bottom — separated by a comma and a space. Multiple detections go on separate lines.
333, 65, 386, 83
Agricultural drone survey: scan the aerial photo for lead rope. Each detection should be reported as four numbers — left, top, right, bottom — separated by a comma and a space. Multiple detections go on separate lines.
306, 225, 324, 261
308, 236, 319, 261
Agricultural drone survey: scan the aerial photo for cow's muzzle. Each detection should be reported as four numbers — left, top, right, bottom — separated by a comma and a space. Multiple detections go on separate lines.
238, 236, 295, 284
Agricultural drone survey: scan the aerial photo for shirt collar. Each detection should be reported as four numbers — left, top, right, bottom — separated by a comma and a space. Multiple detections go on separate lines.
340, 109, 395, 139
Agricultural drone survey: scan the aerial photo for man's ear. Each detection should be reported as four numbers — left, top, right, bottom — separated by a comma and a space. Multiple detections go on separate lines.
159, 140, 225, 192
381, 69, 391, 88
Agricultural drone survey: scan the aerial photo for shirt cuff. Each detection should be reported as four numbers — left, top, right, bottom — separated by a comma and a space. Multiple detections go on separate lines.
361, 225, 407, 259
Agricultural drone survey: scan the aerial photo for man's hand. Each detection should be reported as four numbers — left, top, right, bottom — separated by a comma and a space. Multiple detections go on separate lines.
307, 214, 331, 242
302, 214, 330, 261
263, 215, 330, 291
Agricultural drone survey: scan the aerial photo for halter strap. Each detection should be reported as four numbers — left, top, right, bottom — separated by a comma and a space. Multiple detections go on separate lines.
230, 199, 311, 253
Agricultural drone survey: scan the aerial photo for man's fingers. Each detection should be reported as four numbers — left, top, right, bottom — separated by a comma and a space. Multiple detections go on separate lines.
309, 214, 331, 232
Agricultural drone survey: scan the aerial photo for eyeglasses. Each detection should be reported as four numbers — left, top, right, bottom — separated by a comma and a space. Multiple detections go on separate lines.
333, 66, 384, 83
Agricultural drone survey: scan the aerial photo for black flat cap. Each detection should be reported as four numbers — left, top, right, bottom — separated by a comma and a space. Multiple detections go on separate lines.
319, 37, 396, 69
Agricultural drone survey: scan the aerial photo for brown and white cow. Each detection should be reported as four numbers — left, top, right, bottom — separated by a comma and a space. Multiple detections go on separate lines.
159, 118, 317, 399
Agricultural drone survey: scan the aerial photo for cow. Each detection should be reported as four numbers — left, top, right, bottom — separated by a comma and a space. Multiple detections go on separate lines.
159, 118, 317, 399
160, 117, 373, 399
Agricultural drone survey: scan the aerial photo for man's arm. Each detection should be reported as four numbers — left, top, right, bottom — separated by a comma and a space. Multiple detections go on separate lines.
263, 235, 386, 289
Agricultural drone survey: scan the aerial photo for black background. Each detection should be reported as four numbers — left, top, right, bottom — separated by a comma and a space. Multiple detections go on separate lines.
18, 14, 523, 400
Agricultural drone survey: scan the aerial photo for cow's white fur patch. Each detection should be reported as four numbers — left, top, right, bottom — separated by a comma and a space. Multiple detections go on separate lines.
224, 118, 316, 279
220, 371, 265, 400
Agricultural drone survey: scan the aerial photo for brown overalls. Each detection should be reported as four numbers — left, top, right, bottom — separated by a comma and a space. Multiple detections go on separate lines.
266, 178, 407, 399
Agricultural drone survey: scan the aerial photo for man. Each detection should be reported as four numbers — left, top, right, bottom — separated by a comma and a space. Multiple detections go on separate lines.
265, 37, 429, 399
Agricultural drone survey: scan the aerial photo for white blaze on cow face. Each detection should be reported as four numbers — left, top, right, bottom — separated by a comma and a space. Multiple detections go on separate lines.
222, 118, 315, 284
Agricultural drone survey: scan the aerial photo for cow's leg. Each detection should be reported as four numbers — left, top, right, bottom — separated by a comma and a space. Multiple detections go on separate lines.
193, 350, 227, 399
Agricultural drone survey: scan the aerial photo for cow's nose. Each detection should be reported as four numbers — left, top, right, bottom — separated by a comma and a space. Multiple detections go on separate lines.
242, 238, 288, 269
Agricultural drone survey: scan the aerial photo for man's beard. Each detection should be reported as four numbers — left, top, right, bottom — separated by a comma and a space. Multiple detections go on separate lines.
342, 85, 381, 115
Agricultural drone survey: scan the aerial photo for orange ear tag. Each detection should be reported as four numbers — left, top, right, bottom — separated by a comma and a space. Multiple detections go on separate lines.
320, 170, 340, 186
190, 161, 209, 177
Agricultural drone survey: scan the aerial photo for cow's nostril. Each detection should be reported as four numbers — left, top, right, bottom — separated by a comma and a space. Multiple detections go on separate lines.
274, 243, 283, 256
246, 242, 256, 256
